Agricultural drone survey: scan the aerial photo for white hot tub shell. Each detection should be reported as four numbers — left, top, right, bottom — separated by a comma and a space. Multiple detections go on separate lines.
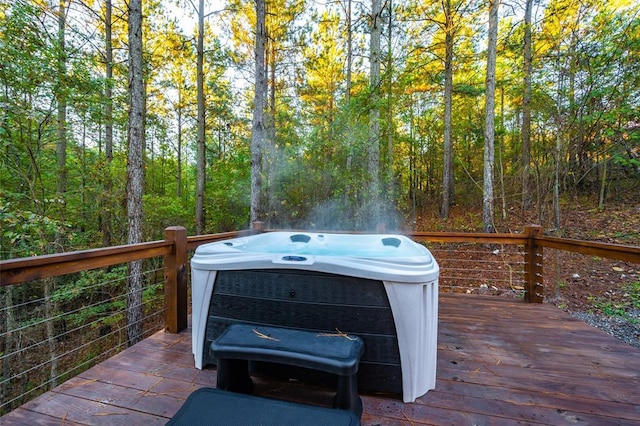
190, 231, 439, 403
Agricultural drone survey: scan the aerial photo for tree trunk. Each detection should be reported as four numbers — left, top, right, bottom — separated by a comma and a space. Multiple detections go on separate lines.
195, 0, 206, 234
265, 26, 277, 226
1, 286, 14, 402
343, 0, 353, 213
521, 0, 533, 211
368, 0, 382, 228
499, 87, 507, 220
44, 278, 58, 389
102, 0, 113, 248
553, 53, 564, 233
126, 0, 145, 346
482, 0, 498, 233
598, 155, 607, 209
104, 0, 113, 163
250, 0, 267, 225
554, 129, 561, 231
345, 0, 352, 103
48, 0, 69, 390
440, 0, 454, 219
409, 101, 417, 227
386, 0, 394, 217
56, 0, 67, 211
177, 88, 183, 198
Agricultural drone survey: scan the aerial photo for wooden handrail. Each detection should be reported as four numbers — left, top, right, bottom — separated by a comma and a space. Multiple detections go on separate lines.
538, 236, 640, 263
0, 229, 259, 287
0, 241, 172, 286
410, 231, 528, 245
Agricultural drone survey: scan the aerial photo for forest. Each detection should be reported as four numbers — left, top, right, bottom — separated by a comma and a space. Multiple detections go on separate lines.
1, 0, 639, 260
1, 0, 639, 412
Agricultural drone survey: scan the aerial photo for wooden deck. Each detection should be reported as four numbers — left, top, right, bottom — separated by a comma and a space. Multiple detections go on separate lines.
3, 293, 640, 425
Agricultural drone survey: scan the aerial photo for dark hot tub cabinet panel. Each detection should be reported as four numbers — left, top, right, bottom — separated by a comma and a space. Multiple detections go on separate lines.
190, 232, 439, 402
203, 269, 403, 394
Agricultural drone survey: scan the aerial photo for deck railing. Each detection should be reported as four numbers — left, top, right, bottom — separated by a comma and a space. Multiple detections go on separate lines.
2, 224, 639, 327
2, 224, 639, 319
1, 224, 638, 414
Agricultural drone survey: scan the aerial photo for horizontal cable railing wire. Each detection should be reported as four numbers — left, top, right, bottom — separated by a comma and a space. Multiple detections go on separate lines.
0, 265, 164, 350
0, 261, 165, 414
425, 242, 527, 297
0, 273, 129, 340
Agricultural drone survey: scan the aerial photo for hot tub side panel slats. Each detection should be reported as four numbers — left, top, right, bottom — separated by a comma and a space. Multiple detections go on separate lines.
209, 295, 396, 335
203, 269, 403, 395
211, 269, 391, 306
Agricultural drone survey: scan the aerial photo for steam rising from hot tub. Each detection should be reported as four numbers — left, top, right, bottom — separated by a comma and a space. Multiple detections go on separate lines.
255, 147, 399, 231
265, 198, 402, 232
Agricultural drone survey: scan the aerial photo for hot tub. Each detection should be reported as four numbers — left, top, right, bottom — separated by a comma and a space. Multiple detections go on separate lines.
190, 231, 439, 403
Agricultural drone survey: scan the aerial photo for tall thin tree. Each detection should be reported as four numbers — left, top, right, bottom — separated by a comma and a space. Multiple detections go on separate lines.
195, 0, 206, 234
46, 0, 71, 390
250, 0, 267, 226
521, 0, 533, 211
102, 0, 114, 247
345, 0, 352, 103
368, 0, 382, 228
386, 0, 394, 214
126, 0, 145, 346
56, 0, 68, 216
440, 0, 455, 219
482, 0, 499, 233
265, 2, 276, 227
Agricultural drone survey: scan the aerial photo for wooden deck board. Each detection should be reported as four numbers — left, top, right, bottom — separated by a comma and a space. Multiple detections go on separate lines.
2, 293, 640, 425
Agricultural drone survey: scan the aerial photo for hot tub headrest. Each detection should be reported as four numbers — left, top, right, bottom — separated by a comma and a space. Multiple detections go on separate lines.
382, 237, 401, 248
290, 234, 312, 243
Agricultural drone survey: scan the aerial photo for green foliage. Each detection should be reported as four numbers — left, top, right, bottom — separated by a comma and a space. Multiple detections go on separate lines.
205, 148, 251, 232
51, 266, 128, 328
0, 197, 70, 258
589, 280, 640, 323
1, 0, 639, 254
143, 194, 193, 240
613, 154, 640, 170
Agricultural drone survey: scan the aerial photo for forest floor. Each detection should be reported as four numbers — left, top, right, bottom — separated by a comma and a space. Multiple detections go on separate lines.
414, 192, 640, 349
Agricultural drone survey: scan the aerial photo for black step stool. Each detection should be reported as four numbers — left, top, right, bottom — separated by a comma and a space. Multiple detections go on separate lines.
167, 387, 360, 425
211, 324, 364, 416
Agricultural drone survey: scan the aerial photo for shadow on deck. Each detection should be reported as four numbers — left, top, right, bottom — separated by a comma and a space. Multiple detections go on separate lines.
2, 293, 640, 425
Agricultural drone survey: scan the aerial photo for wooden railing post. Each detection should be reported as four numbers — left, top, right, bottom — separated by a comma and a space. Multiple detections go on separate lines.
252, 221, 265, 233
164, 226, 188, 333
524, 225, 544, 303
